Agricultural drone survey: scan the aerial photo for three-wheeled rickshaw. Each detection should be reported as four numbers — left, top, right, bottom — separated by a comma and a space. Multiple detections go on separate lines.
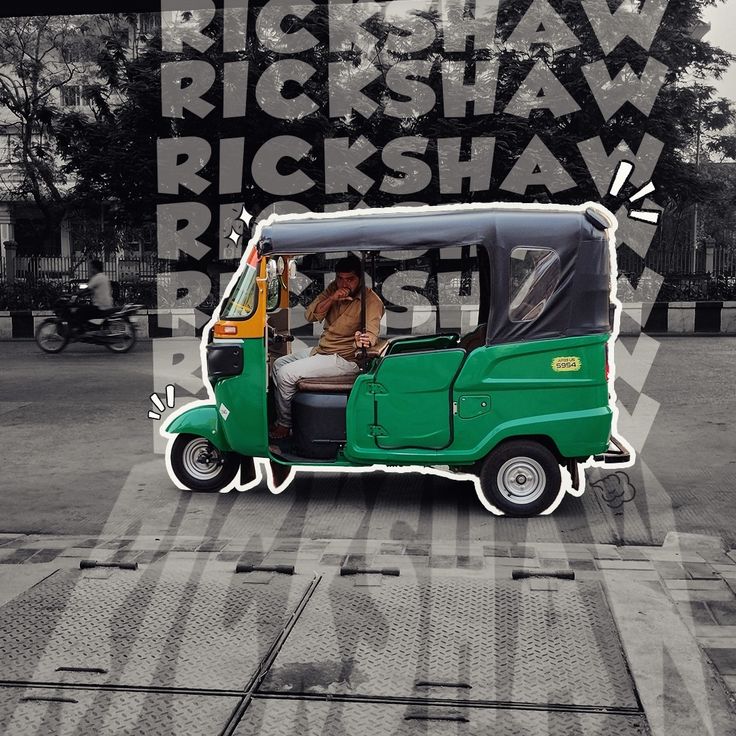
163, 202, 631, 516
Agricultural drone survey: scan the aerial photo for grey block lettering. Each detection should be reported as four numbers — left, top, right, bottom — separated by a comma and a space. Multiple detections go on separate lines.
224, 0, 249, 52
161, 1, 216, 52
329, 0, 381, 53
161, 61, 215, 119
251, 135, 314, 195
380, 137, 431, 194
220, 203, 245, 260
500, 134, 576, 194
157, 136, 212, 195
442, 60, 497, 118
256, 0, 318, 53
156, 271, 212, 329
256, 59, 318, 120
383, 0, 437, 53
152, 339, 204, 399
324, 200, 370, 211
385, 61, 435, 118
255, 201, 312, 224
329, 61, 381, 119
157, 202, 211, 260
504, 60, 580, 118
614, 331, 660, 392
578, 134, 663, 196
219, 138, 245, 194
382, 270, 433, 309
441, 0, 498, 53
613, 201, 661, 258
505, 0, 580, 52
325, 136, 377, 194
583, 57, 667, 120
438, 137, 495, 193
224, 62, 249, 118
581, 0, 668, 55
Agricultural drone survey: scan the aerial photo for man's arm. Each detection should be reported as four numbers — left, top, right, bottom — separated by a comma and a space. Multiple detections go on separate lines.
354, 292, 384, 347
305, 282, 344, 322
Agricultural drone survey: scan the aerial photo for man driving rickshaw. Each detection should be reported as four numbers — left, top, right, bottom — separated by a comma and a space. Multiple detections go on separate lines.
270, 254, 384, 439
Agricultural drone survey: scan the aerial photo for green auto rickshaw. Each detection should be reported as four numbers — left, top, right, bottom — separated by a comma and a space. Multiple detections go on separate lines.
163, 202, 631, 516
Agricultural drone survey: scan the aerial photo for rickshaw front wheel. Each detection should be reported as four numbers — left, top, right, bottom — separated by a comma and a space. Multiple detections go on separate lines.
170, 434, 239, 492
479, 440, 561, 517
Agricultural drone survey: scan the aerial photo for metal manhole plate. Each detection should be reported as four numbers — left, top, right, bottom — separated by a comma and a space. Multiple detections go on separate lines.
0, 686, 240, 736
233, 699, 649, 735
0, 570, 310, 690
260, 578, 639, 709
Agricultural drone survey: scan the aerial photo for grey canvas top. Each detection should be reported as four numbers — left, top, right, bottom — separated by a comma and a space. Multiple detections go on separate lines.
258, 205, 610, 255
257, 204, 615, 344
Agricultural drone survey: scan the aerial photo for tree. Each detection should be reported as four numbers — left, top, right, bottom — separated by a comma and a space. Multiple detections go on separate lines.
56, 3, 736, 258
0, 16, 97, 245
54, 13, 211, 232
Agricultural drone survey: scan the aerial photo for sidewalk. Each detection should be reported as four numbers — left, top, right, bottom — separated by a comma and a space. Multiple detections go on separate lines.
0, 532, 735, 735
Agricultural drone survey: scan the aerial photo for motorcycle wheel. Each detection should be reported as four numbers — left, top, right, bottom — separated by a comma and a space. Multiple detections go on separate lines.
35, 318, 69, 353
105, 317, 136, 353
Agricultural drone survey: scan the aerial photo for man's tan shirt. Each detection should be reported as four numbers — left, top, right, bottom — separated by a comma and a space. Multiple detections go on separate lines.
305, 282, 384, 361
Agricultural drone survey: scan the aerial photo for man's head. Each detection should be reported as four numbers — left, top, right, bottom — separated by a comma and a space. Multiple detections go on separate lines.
334, 254, 362, 297
90, 259, 103, 275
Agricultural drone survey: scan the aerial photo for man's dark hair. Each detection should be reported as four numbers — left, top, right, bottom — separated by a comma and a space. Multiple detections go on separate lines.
334, 254, 362, 278
90, 259, 104, 273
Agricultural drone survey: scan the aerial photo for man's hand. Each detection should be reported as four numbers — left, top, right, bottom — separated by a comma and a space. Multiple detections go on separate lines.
332, 287, 353, 302
354, 331, 371, 348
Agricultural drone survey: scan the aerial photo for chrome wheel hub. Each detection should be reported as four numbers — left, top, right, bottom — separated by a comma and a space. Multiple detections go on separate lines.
182, 438, 223, 481
497, 457, 546, 505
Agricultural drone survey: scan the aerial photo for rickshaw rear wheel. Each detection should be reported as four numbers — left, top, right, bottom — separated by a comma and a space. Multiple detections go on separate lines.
170, 434, 239, 492
479, 440, 561, 516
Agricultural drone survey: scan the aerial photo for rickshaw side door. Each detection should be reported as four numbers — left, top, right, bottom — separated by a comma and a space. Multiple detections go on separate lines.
370, 349, 465, 450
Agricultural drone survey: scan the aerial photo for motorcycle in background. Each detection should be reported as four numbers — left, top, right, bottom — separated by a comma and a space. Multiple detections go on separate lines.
35, 286, 143, 354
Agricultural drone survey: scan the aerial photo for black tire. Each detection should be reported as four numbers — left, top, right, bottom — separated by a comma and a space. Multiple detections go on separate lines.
479, 440, 561, 516
169, 434, 239, 492
104, 317, 136, 353
35, 318, 69, 353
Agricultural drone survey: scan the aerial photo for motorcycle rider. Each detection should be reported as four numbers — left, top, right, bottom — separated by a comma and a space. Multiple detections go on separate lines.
73, 259, 114, 330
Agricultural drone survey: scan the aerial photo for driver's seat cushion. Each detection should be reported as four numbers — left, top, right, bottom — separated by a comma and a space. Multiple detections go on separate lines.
296, 374, 358, 393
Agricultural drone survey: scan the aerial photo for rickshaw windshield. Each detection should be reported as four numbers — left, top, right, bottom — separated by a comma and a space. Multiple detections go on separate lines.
220, 245, 259, 319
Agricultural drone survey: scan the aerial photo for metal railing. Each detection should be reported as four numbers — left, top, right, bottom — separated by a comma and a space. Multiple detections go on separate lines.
11, 255, 169, 283
617, 243, 736, 278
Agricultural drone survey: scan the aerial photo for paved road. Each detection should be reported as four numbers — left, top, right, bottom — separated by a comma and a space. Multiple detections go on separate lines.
0, 337, 734, 547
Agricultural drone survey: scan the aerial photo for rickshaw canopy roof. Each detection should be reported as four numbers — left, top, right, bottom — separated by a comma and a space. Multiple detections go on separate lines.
257, 204, 615, 345
257, 205, 611, 256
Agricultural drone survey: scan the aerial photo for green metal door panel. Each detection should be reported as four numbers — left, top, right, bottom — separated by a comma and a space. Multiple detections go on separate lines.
452, 334, 611, 459
373, 350, 465, 449
344, 335, 611, 466
344, 373, 379, 458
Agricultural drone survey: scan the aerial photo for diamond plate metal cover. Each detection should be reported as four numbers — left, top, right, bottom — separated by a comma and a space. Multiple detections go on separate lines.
260, 578, 639, 709
233, 699, 649, 736
0, 570, 310, 690
0, 687, 240, 736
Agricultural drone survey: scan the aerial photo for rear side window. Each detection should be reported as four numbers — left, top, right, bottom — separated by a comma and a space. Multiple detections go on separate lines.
509, 247, 560, 323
